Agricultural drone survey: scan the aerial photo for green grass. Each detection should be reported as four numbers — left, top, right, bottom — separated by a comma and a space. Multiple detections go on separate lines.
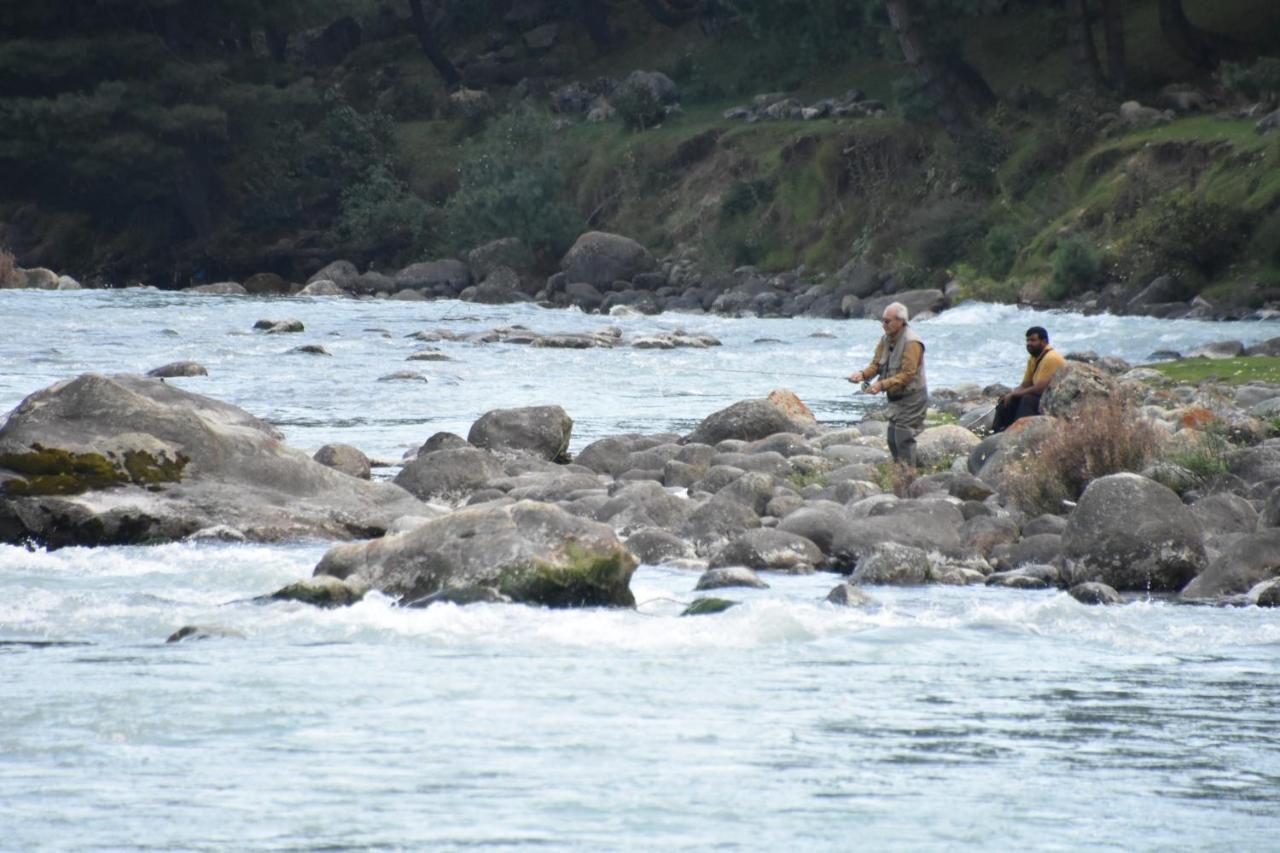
1143, 356, 1280, 385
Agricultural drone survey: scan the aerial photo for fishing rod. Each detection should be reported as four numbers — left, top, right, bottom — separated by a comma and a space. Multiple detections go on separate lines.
688, 366, 850, 381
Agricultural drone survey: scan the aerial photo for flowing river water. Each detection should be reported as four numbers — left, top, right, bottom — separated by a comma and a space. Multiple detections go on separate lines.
2, 289, 1279, 850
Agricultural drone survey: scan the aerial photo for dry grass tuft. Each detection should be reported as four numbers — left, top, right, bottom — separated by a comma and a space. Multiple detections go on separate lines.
1005, 396, 1161, 515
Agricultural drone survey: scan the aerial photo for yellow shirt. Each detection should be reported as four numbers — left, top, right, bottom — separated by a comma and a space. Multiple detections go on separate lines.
1021, 346, 1066, 387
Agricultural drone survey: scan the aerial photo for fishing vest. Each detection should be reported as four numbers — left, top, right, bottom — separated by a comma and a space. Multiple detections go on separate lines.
876, 325, 927, 399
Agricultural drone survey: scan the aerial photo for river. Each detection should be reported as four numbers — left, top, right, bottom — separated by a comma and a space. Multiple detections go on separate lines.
2, 289, 1278, 850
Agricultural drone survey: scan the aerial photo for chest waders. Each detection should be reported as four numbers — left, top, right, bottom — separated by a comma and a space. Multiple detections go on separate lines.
875, 327, 928, 467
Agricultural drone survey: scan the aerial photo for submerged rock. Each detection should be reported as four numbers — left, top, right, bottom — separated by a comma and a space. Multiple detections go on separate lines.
165, 625, 246, 643
313, 500, 637, 608
268, 575, 369, 608
826, 582, 875, 606
146, 361, 208, 378
681, 597, 738, 616
695, 566, 769, 590
1069, 582, 1124, 605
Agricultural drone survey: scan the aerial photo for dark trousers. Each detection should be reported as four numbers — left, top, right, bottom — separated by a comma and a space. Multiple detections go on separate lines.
993, 393, 1041, 433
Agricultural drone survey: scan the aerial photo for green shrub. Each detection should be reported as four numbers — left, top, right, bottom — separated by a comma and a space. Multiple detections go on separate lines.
1048, 237, 1101, 299
1219, 57, 1280, 101
337, 166, 434, 257
443, 106, 583, 256
1118, 191, 1250, 284
981, 223, 1025, 278
613, 83, 666, 131
719, 179, 775, 220
1005, 397, 1160, 515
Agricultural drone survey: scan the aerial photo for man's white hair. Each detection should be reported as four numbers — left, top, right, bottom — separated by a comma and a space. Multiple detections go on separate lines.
883, 301, 909, 322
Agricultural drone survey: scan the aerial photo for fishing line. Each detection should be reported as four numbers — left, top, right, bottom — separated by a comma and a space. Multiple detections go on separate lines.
688, 366, 848, 381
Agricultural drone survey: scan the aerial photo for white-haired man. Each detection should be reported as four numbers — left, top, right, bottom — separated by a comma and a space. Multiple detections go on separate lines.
847, 302, 928, 467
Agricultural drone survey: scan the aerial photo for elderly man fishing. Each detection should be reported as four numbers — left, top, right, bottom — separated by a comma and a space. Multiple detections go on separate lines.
847, 301, 927, 468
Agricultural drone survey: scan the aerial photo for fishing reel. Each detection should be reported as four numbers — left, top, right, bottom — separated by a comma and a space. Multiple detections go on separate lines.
859, 380, 872, 393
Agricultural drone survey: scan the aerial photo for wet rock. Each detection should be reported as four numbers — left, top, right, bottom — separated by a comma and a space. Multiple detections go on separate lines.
165, 625, 246, 643
313, 444, 371, 480
1063, 473, 1206, 591
1250, 578, 1280, 607
681, 597, 737, 616
709, 528, 822, 573
393, 447, 504, 502
314, 500, 636, 608
468, 405, 573, 462
255, 318, 304, 333
292, 344, 330, 356
297, 279, 346, 296
269, 575, 369, 608
625, 527, 695, 564
377, 371, 427, 382
852, 542, 931, 585
0, 373, 425, 548
560, 231, 656, 288
146, 361, 208, 378
1069, 582, 1123, 605
827, 582, 874, 606
1181, 530, 1280, 600
695, 566, 768, 590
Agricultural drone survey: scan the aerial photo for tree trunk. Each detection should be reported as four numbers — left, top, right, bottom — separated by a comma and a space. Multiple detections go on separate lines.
639, 0, 694, 28
1066, 0, 1104, 88
265, 25, 289, 63
408, 0, 461, 87
885, 0, 962, 134
1101, 0, 1126, 91
579, 0, 613, 52
1157, 0, 1215, 69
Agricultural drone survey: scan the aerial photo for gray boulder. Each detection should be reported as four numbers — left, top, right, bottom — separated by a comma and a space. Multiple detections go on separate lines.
709, 528, 822, 573
313, 443, 372, 479
826, 582, 875, 606
625, 527, 695, 564
1069, 582, 1123, 605
679, 494, 762, 556
146, 361, 208, 378
695, 566, 767, 591
468, 238, 535, 280
297, 279, 346, 296
596, 481, 692, 534
829, 515, 967, 569
468, 405, 573, 462
1062, 473, 1206, 591
990, 533, 1062, 572
560, 232, 656, 288
0, 373, 425, 548
776, 501, 852, 556
852, 542, 931, 585
393, 447, 504, 502
394, 259, 472, 294
314, 500, 637, 607
1040, 363, 1114, 417
686, 394, 818, 445
1181, 530, 1280, 600
307, 260, 359, 289
1190, 492, 1259, 535
914, 425, 981, 470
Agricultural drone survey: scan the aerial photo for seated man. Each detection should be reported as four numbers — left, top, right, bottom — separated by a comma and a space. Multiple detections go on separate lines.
992, 326, 1065, 433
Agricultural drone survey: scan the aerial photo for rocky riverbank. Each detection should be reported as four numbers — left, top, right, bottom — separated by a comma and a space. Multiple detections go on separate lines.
5, 356, 1280, 616
7, 228, 1280, 323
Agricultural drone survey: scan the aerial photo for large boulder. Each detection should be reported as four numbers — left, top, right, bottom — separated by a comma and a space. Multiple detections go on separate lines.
314, 500, 637, 607
686, 392, 818, 445
1181, 530, 1280, 600
709, 528, 822, 573
394, 259, 472, 294
392, 447, 504, 502
306, 260, 359, 290
914, 424, 981, 470
467, 405, 573, 461
560, 232, 656, 288
468, 238, 536, 280
0, 374, 425, 548
1061, 473, 1206, 591
1040, 363, 1114, 417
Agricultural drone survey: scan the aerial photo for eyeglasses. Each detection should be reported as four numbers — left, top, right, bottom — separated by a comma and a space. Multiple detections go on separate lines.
881, 318, 900, 325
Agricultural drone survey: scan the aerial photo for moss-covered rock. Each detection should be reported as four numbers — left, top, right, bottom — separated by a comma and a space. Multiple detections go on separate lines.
269, 576, 370, 608
681, 597, 738, 616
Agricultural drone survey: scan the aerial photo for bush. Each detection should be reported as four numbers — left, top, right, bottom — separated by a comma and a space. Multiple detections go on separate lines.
873, 461, 918, 497
1047, 237, 1101, 299
981, 223, 1025, 278
1219, 57, 1280, 101
443, 106, 583, 257
337, 166, 434, 257
1004, 397, 1160, 515
719, 179, 775, 220
0, 248, 18, 287
1119, 191, 1250, 284
613, 83, 666, 131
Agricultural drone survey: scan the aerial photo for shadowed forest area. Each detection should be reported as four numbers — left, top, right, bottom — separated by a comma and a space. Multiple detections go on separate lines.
3, 0, 1280, 310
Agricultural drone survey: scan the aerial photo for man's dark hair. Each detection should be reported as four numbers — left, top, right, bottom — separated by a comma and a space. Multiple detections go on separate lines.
1025, 326, 1049, 342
